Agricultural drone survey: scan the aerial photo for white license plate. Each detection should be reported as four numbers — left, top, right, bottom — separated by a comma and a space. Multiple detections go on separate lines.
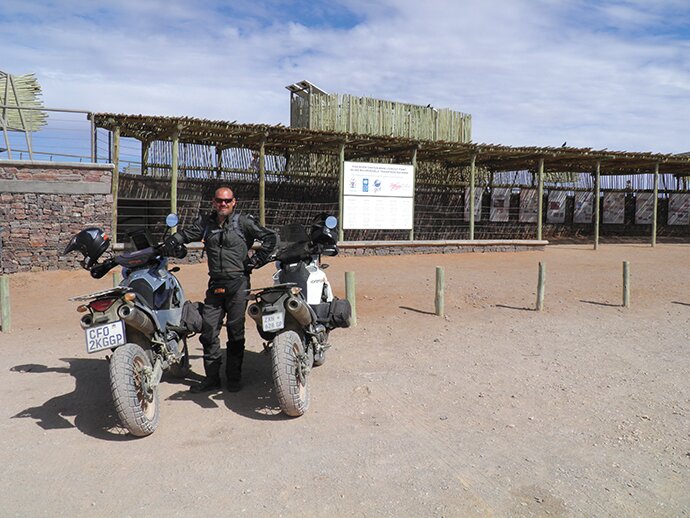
262, 312, 284, 332
85, 321, 127, 353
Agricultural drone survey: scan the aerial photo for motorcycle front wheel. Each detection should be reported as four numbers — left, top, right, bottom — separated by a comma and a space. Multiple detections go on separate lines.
271, 330, 310, 417
109, 342, 160, 437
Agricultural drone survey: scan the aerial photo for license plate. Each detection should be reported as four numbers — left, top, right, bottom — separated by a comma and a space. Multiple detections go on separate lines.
262, 312, 284, 332
85, 321, 127, 353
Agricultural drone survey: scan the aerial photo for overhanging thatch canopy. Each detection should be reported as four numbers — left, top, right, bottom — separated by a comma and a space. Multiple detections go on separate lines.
93, 113, 690, 177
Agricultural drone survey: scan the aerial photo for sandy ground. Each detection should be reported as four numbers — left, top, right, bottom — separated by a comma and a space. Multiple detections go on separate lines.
0, 244, 688, 517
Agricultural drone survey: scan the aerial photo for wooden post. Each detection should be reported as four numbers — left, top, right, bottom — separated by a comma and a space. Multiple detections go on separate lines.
537, 158, 544, 241
338, 142, 346, 242
469, 153, 476, 240
89, 112, 96, 162
111, 125, 120, 242
536, 262, 546, 311
410, 146, 418, 241
171, 128, 180, 220
435, 266, 445, 317
140, 140, 149, 176
345, 271, 357, 327
594, 161, 601, 250
0, 275, 10, 332
215, 146, 223, 178
259, 139, 266, 226
622, 261, 630, 308
652, 163, 659, 247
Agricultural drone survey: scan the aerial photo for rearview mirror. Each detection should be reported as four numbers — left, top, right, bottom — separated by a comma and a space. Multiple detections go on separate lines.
166, 213, 179, 228
325, 216, 337, 229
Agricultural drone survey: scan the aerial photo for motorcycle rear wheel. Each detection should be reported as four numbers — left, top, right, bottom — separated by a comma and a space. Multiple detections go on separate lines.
110, 342, 160, 437
271, 330, 310, 417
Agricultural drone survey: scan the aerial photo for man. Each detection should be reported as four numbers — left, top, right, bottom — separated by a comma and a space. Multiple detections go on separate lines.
166, 186, 276, 393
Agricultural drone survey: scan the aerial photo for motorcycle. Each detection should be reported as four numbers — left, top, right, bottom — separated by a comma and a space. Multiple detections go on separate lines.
64, 214, 199, 437
246, 214, 351, 417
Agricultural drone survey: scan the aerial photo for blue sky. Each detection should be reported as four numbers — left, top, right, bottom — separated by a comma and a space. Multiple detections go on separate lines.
2, 0, 689, 154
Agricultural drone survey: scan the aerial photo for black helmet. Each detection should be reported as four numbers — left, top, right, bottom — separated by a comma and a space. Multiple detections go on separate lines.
64, 227, 111, 268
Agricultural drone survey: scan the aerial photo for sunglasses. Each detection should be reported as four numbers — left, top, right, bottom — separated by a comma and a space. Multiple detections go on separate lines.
214, 197, 234, 204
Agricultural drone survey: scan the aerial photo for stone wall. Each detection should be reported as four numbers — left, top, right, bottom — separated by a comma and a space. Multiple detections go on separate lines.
339, 240, 547, 256
0, 160, 113, 274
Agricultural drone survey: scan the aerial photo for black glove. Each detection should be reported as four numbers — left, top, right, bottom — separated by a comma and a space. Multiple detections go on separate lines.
162, 236, 180, 257
244, 255, 261, 274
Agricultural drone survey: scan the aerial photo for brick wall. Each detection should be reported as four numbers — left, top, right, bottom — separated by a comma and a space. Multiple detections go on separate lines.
0, 161, 114, 273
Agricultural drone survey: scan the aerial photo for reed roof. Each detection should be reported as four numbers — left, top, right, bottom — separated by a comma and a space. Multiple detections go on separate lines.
93, 113, 690, 176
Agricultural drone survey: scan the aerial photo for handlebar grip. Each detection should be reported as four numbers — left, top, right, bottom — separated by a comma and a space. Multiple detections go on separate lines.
90, 258, 117, 279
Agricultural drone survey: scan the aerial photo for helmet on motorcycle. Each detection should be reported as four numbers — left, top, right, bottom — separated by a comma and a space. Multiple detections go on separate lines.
63, 227, 111, 269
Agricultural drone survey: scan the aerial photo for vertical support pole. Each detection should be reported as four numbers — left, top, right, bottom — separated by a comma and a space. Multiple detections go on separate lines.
435, 266, 445, 317
652, 163, 659, 247
9, 75, 33, 160
536, 261, 546, 311
338, 142, 345, 242
410, 146, 418, 241
141, 140, 149, 176
215, 146, 223, 178
1, 74, 12, 158
113, 271, 121, 288
469, 153, 476, 240
259, 138, 266, 226
622, 261, 630, 308
345, 271, 357, 327
171, 128, 180, 222
537, 158, 544, 241
89, 113, 96, 162
0, 275, 10, 332
594, 161, 601, 250
111, 126, 120, 242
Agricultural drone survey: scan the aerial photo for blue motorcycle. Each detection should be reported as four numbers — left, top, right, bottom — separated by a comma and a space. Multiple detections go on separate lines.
64, 214, 199, 437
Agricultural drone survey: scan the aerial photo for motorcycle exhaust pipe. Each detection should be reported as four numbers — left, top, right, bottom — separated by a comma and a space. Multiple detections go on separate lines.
285, 296, 313, 326
118, 304, 155, 336
247, 303, 262, 323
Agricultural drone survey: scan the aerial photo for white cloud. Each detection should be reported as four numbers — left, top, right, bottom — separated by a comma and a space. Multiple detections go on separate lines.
1, 0, 689, 153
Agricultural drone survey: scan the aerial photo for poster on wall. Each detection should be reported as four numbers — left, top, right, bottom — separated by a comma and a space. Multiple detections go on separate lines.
546, 191, 567, 223
573, 192, 594, 223
519, 188, 539, 223
464, 187, 484, 222
343, 161, 414, 229
490, 188, 511, 222
635, 193, 655, 224
668, 193, 690, 225
603, 192, 625, 224
343, 196, 413, 229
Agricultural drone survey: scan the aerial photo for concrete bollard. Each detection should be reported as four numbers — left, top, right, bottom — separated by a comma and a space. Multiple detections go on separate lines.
536, 262, 546, 311
435, 266, 445, 317
0, 275, 11, 332
345, 271, 357, 327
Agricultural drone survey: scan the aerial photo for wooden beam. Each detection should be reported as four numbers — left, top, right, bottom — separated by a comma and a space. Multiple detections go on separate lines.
338, 142, 346, 242
259, 139, 266, 226
112, 125, 120, 241
594, 161, 601, 250
652, 163, 659, 247
537, 158, 544, 241
171, 128, 180, 222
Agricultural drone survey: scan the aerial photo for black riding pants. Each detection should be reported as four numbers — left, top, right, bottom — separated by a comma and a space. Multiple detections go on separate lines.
199, 276, 248, 375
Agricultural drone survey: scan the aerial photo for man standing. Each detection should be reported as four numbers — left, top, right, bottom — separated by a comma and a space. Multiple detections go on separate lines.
166, 186, 276, 393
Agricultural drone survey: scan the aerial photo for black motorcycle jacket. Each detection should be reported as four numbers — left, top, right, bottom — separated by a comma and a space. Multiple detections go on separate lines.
169, 212, 277, 281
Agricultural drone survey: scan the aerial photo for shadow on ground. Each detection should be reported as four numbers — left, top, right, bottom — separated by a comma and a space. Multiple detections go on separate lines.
168, 349, 293, 421
10, 359, 134, 441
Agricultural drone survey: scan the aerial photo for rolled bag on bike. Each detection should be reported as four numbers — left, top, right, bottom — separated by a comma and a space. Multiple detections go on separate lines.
311, 298, 352, 329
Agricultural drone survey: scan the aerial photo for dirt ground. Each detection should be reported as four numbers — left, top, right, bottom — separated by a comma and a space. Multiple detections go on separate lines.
1, 244, 688, 517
